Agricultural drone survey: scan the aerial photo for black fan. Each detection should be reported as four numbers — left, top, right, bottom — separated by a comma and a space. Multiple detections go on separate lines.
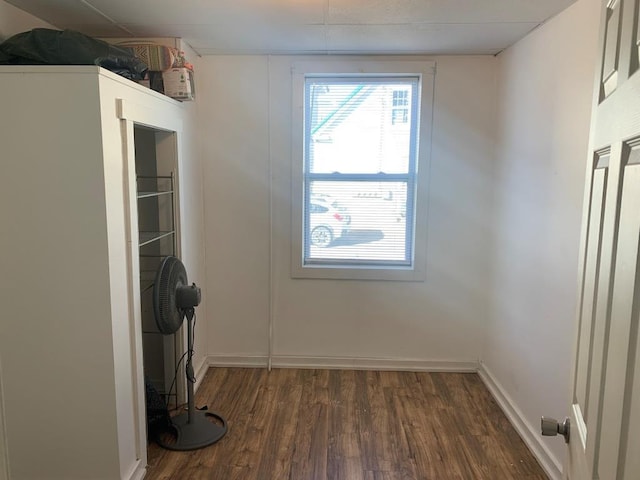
152, 256, 227, 450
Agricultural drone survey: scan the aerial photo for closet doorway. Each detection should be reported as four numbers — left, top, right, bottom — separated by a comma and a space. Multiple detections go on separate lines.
134, 126, 184, 411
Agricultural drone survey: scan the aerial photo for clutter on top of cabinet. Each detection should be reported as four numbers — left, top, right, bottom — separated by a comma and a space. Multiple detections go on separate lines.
161, 67, 195, 101
0, 30, 196, 102
106, 38, 195, 102
0, 29, 148, 81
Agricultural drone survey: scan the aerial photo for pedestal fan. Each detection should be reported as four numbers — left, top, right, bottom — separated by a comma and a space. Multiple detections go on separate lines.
152, 255, 227, 450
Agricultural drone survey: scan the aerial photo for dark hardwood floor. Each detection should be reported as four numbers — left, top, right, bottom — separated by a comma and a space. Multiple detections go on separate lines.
145, 368, 548, 479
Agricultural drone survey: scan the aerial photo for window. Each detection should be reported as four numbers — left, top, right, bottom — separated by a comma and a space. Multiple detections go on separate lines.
292, 60, 435, 281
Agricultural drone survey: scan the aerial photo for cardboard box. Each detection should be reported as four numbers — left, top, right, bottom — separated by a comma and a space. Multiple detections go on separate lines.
162, 67, 195, 101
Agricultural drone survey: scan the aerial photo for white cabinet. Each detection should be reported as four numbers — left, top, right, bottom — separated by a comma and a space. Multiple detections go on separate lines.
0, 66, 189, 480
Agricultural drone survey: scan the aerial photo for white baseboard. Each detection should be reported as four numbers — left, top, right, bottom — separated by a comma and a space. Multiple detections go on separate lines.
478, 362, 562, 480
205, 354, 478, 372
125, 461, 146, 480
272, 355, 479, 371
206, 355, 270, 368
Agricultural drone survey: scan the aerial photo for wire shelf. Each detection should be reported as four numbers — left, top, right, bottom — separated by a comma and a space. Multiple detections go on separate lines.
139, 230, 175, 247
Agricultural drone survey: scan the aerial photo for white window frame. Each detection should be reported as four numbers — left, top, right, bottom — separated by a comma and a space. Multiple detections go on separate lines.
291, 59, 435, 281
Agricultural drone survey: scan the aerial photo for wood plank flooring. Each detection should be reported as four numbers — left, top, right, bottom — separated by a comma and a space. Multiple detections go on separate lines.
145, 368, 548, 480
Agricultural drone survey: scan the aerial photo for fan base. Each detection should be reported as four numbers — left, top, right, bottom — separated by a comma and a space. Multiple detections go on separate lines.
156, 410, 227, 451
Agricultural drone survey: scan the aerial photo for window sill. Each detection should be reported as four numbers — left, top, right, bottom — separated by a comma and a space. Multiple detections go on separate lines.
291, 263, 426, 282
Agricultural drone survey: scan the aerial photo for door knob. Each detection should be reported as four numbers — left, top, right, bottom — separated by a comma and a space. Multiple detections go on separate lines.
541, 416, 570, 443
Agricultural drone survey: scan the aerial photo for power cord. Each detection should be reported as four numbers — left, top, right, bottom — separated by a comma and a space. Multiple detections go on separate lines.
164, 310, 198, 410
164, 349, 189, 411
186, 311, 197, 383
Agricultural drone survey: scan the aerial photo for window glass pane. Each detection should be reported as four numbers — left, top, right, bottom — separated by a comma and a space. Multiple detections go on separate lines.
306, 79, 416, 174
305, 181, 410, 263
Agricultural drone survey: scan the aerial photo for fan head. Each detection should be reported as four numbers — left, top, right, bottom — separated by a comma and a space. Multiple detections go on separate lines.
153, 256, 201, 335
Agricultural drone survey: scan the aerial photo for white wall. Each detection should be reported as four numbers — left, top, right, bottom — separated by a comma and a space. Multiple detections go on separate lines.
483, 0, 601, 475
200, 56, 271, 361
0, 0, 54, 40
170, 42, 210, 381
199, 55, 497, 368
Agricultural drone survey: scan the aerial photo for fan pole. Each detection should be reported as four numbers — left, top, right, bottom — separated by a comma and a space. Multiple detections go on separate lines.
186, 308, 195, 424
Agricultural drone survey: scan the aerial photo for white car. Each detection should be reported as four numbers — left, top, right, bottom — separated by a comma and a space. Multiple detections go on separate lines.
308, 196, 351, 247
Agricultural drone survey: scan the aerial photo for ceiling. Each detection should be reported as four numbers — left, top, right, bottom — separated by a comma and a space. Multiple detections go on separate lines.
6, 0, 578, 56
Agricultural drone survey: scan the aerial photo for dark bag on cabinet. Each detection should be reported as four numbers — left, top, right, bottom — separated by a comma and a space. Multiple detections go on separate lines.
0, 28, 148, 80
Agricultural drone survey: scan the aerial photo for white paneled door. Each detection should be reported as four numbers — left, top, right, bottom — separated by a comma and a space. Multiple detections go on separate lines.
564, 0, 640, 478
